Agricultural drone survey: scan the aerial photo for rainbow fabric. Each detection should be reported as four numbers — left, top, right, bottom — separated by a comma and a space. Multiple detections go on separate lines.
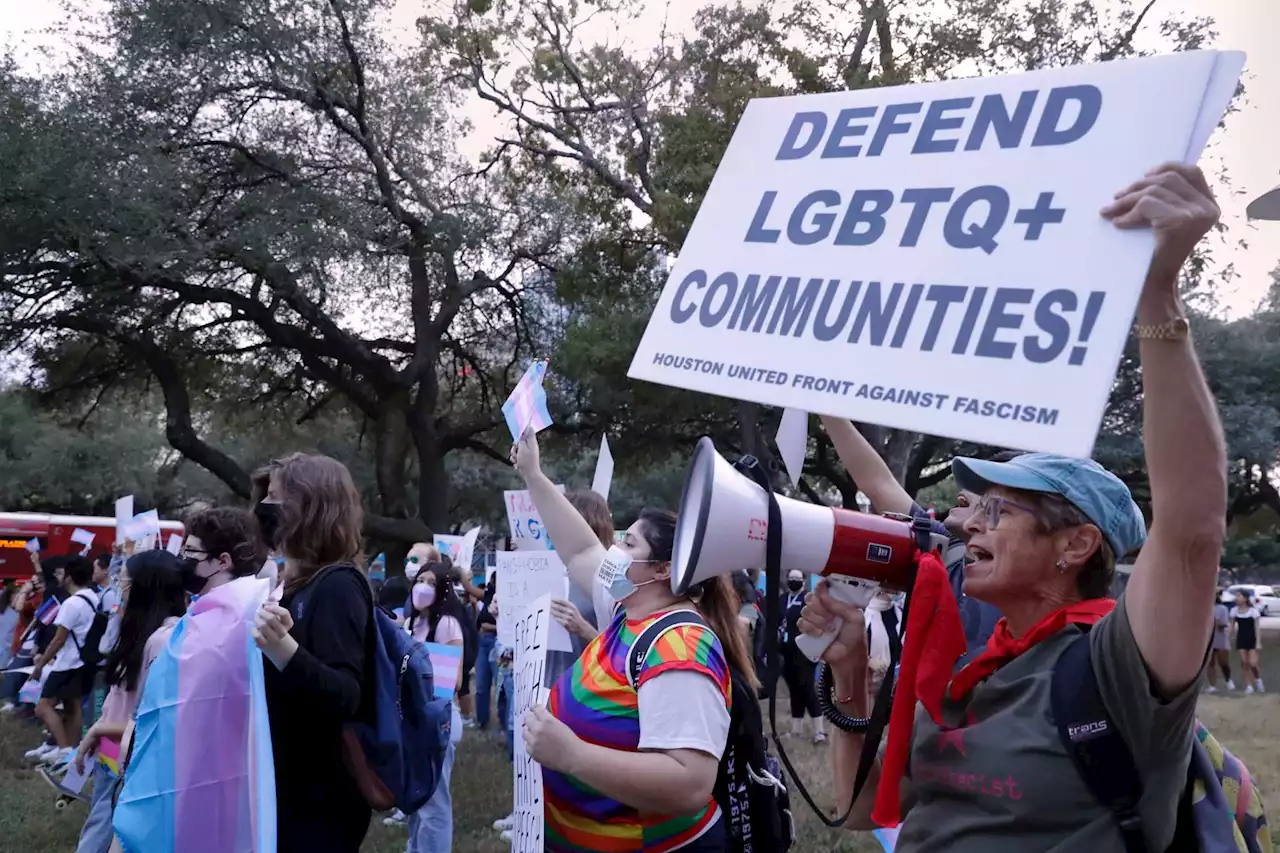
544, 609, 731, 853
113, 577, 275, 853
98, 737, 121, 776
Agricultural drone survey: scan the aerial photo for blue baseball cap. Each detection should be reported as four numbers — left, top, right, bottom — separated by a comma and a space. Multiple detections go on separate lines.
951, 453, 1147, 558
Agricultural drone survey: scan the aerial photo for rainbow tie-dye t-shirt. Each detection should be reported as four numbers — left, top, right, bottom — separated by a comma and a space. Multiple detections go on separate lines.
544, 608, 732, 853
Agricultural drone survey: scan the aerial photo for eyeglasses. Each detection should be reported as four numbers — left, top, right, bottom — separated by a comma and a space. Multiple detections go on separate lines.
972, 496, 1039, 530
182, 550, 210, 561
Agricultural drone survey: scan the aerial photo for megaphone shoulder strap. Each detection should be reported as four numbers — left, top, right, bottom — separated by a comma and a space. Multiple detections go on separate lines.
733, 453, 907, 830
626, 609, 710, 688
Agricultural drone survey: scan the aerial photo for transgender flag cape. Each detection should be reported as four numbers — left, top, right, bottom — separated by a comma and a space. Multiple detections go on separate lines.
114, 577, 276, 853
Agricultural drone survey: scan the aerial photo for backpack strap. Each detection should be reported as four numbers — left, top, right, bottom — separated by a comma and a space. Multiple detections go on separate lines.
65, 591, 98, 654
1051, 631, 1148, 853
625, 610, 710, 689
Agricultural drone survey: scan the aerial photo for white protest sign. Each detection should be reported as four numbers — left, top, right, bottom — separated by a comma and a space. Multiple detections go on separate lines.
114, 495, 134, 545
591, 435, 615, 501
495, 550, 572, 652
454, 527, 482, 575
627, 51, 1243, 457
511, 594, 553, 853
504, 486, 564, 552
776, 408, 808, 486
165, 534, 184, 556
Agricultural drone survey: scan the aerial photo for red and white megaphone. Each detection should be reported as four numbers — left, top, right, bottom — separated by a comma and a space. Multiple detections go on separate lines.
672, 437, 946, 661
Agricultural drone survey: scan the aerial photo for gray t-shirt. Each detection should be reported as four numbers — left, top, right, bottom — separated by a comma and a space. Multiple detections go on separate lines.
897, 595, 1202, 853
1212, 603, 1231, 651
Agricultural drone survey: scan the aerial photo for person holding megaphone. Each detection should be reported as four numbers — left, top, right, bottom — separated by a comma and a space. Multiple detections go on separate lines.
511, 429, 757, 853
799, 163, 1226, 852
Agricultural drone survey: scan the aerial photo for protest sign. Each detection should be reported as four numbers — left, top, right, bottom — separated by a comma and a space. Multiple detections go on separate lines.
504, 487, 564, 551
495, 551, 572, 652
776, 408, 808, 486
114, 495, 134, 545
433, 534, 464, 562
165, 534, 183, 556
511, 594, 552, 853
591, 435, 614, 500
627, 51, 1244, 457
454, 527, 482, 575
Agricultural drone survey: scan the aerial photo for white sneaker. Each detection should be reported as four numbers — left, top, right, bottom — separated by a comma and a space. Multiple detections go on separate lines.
500, 830, 514, 844
1256, 681, 1265, 693
1245, 685, 1255, 695
813, 731, 828, 744
24, 742, 56, 761
0, 701, 15, 713
43, 746, 74, 767
381, 809, 407, 827
1204, 685, 1218, 693
494, 814, 515, 831
1227, 680, 1236, 690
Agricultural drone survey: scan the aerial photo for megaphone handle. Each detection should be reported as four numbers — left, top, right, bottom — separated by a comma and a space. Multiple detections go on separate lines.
794, 579, 875, 663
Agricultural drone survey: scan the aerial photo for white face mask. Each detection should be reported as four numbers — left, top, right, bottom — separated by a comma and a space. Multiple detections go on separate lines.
596, 545, 659, 602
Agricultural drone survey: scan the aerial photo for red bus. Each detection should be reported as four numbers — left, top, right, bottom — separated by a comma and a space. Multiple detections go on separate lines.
0, 512, 186, 581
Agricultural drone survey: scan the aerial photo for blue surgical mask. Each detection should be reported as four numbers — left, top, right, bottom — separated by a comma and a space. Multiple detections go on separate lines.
596, 545, 658, 602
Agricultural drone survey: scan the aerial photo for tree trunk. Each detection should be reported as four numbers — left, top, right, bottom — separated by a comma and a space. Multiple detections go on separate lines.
372, 395, 414, 522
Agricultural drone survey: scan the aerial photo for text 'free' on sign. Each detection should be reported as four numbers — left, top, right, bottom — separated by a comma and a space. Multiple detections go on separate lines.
627, 51, 1243, 457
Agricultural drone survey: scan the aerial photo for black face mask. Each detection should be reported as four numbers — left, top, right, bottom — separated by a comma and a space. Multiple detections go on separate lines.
255, 501, 283, 549
177, 557, 209, 596
787, 579, 805, 593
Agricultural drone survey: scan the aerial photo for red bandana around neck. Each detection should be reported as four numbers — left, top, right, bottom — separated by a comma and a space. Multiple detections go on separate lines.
947, 598, 1116, 702
871, 550, 966, 828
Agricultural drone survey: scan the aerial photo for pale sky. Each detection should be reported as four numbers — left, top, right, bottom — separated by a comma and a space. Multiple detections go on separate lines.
3, 0, 1277, 314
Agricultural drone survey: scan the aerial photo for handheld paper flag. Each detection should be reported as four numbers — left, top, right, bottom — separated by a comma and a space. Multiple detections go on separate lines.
24, 539, 39, 553
502, 360, 553, 442
166, 534, 183, 556
70, 528, 95, 557
424, 642, 464, 700
776, 408, 808, 487
592, 435, 615, 500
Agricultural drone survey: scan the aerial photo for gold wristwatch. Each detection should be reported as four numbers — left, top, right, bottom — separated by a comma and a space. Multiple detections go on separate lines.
1134, 316, 1191, 340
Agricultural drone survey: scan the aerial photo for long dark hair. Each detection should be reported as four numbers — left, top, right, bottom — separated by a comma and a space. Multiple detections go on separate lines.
637, 508, 761, 691
407, 562, 469, 638
105, 550, 187, 692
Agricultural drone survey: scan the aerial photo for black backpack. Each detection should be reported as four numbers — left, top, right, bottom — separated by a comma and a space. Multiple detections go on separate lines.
68, 590, 110, 668
627, 611, 795, 853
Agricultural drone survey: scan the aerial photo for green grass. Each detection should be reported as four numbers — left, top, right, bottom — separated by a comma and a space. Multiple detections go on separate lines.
4, 644, 1278, 852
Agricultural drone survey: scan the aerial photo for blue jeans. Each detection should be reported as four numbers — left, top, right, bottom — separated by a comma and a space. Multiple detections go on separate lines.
406, 739, 455, 853
2, 655, 33, 702
501, 670, 514, 760
475, 633, 498, 729
76, 762, 117, 853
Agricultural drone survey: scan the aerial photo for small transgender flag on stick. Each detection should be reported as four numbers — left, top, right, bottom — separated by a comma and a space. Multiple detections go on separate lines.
502, 359, 553, 442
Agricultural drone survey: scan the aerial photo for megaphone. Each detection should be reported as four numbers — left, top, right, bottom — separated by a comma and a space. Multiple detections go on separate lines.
672, 437, 945, 661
